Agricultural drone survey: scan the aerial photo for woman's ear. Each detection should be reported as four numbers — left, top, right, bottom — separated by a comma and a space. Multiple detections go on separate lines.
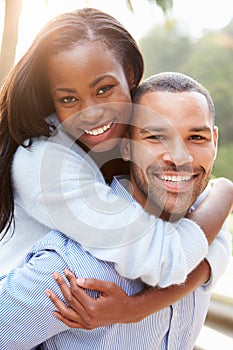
120, 133, 131, 162
127, 66, 135, 90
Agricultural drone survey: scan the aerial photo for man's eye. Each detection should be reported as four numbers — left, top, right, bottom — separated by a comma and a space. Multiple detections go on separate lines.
190, 135, 205, 141
60, 96, 76, 104
97, 85, 113, 95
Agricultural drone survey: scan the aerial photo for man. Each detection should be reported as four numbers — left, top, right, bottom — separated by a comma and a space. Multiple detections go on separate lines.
0, 72, 232, 349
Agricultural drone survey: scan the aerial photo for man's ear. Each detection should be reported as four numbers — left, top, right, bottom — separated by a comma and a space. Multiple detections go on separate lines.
120, 133, 131, 162
213, 126, 218, 160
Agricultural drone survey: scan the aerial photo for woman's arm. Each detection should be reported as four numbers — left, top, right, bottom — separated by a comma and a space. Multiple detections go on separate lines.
46, 260, 211, 329
46, 177, 232, 328
187, 177, 233, 244
12, 132, 232, 286
48, 218, 231, 329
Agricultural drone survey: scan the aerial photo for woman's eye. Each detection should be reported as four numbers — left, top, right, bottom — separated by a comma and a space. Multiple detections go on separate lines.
60, 96, 77, 104
147, 135, 165, 141
97, 85, 113, 95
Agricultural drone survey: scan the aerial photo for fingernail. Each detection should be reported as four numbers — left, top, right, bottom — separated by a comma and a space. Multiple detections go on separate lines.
53, 312, 61, 320
76, 278, 86, 285
64, 269, 70, 276
45, 290, 51, 298
53, 272, 59, 281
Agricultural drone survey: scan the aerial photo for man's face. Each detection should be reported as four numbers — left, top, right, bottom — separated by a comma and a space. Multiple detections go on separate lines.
122, 90, 218, 220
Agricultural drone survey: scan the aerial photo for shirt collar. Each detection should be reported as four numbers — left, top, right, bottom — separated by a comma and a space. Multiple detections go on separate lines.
111, 175, 134, 202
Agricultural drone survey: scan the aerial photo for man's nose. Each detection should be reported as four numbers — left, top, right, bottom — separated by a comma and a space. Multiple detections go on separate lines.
162, 139, 193, 166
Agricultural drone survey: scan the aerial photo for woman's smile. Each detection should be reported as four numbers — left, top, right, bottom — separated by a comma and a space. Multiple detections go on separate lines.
84, 120, 113, 136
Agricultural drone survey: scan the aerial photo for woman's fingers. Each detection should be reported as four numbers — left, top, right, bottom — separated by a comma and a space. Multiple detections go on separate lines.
52, 272, 73, 301
48, 270, 135, 328
50, 271, 100, 325
45, 289, 83, 322
75, 276, 117, 295
63, 270, 119, 296
52, 271, 88, 308
52, 311, 84, 328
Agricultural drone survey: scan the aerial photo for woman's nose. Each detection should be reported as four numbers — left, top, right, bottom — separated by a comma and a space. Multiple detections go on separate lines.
78, 104, 105, 125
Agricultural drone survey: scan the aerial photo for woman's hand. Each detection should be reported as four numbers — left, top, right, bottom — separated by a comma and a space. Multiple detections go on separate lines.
46, 269, 144, 329
46, 261, 210, 330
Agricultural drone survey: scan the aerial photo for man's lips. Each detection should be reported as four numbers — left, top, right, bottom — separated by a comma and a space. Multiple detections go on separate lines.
156, 174, 195, 183
84, 121, 113, 136
151, 172, 196, 192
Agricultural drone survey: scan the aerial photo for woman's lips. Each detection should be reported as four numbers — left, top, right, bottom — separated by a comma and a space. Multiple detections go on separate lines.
84, 121, 113, 136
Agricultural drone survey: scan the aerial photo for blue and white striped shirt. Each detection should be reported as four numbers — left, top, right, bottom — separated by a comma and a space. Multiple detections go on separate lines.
0, 230, 211, 350
0, 177, 229, 350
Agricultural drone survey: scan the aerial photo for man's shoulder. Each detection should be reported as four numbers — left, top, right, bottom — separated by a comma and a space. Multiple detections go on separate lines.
26, 230, 96, 265
25, 230, 145, 297
24, 230, 89, 273
26, 230, 73, 258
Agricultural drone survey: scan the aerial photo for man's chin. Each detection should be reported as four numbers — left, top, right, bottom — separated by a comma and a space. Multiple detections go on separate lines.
159, 209, 187, 222
160, 201, 191, 221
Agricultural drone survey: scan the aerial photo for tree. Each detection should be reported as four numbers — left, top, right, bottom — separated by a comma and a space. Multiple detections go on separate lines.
139, 19, 193, 77
0, 0, 23, 85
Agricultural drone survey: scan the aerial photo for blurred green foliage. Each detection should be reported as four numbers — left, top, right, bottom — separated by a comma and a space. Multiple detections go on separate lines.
213, 143, 233, 180
227, 213, 233, 255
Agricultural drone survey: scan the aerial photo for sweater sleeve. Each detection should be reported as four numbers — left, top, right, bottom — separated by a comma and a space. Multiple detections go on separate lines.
200, 222, 232, 292
190, 185, 232, 292
12, 132, 208, 286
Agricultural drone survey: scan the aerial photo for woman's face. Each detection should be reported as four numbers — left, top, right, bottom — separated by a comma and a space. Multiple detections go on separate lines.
47, 41, 133, 152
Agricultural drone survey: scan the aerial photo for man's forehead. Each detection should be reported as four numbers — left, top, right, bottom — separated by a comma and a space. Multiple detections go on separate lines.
131, 90, 213, 130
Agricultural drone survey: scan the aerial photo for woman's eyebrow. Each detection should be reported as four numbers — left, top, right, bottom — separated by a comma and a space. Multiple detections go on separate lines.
89, 74, 115, 88
53, 87, 77, 94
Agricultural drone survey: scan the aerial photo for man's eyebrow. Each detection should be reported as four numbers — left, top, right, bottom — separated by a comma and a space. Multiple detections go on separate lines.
138, 126, 167, 133
190, 126, 212, 133
138, 125, 213, 134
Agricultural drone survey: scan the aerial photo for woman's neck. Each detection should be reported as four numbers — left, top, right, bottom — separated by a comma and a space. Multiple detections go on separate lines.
77, 141, 130, 184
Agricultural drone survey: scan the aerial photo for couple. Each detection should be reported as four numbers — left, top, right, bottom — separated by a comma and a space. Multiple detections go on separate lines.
0, 73, 232, 348
0, 7, 232, 349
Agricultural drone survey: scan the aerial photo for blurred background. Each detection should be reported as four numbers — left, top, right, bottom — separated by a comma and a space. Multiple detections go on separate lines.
0, 1, 232, 348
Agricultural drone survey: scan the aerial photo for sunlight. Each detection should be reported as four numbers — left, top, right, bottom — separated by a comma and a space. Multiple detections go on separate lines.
1, 0, 233, 64
14, 0, 162, 63
16, 0, 47, 61
0, 0, 5, 49
15, 0, 120, 62
173, 0, 233, 38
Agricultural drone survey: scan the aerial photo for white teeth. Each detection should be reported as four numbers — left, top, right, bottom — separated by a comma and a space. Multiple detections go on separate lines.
159, 175, 192, 182
84, 122, 112, 136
